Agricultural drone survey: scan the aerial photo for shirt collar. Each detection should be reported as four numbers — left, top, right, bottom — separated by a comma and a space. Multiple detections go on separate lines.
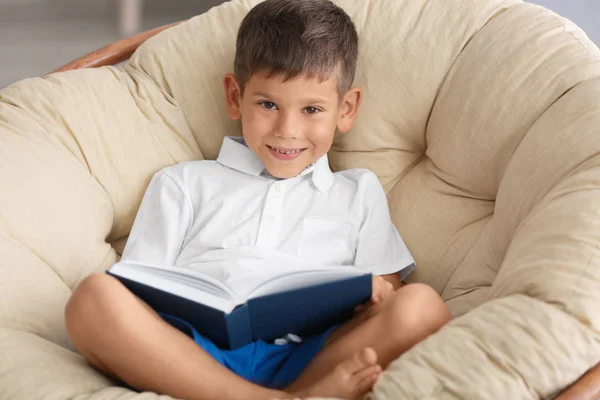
217, 136, 265, 176
216, 136, 334, 194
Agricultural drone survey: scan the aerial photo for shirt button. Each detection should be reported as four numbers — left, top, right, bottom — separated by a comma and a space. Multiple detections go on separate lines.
273, 184, 280, 193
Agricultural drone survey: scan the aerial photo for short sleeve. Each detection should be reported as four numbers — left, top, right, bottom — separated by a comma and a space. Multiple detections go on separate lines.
120, 170, 193, 266
354, 172, 416, 278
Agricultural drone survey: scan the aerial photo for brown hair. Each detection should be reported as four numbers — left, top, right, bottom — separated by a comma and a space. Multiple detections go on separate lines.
234, 0, 358, 96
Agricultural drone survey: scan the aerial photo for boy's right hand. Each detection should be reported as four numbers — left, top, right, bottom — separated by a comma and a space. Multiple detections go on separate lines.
354, 275, 394, 313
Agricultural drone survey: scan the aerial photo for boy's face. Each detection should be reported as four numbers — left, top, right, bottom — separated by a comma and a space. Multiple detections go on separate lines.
223, 71, 361, 179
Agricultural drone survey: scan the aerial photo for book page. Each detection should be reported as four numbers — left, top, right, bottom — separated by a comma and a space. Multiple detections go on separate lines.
246, 266, 366, 299
109, 261, 241, 312
110, 260, 366, 310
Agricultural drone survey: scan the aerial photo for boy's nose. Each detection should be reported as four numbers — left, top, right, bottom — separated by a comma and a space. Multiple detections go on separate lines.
274, 113, 299, 139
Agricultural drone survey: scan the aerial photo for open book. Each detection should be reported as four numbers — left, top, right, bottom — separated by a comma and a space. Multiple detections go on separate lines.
107, 261, 372, 349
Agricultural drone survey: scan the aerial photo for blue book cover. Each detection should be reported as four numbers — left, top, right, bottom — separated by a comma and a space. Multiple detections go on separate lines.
107, 266, 371, 350
248, 275, 371, 341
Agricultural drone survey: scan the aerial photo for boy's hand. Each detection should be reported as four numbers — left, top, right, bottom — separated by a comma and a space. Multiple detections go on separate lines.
355, 275, 395, 313
371, 275, 395, 304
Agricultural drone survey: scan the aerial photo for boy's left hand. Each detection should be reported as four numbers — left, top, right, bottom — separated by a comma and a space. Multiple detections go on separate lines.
355, 275, 395, 313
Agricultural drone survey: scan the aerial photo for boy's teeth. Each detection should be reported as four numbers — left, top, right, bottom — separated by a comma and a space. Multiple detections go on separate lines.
275, 148, 300, 154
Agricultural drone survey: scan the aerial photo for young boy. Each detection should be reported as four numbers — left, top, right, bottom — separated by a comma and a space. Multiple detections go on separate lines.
65, 1, 450, 399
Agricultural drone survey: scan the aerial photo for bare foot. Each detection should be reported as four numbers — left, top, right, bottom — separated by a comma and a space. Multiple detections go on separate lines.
294, 347, 381, 400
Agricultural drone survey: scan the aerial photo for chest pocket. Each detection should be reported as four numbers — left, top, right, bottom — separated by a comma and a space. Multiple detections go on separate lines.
298, 218, 353, 265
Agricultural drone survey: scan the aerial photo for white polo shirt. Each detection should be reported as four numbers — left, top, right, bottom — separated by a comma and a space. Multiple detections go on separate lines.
121, 137, 415, 290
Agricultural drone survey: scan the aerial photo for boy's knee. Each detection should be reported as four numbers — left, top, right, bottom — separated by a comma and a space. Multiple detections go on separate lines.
386, 283, 450, 334
65, 273, 120, 333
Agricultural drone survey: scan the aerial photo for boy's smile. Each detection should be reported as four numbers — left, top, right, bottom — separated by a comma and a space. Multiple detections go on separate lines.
224, 71, 361, 179
267, 145, 306, 161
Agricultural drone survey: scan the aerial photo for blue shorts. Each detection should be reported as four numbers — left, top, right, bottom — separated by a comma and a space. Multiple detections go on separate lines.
161, 314, 336, 389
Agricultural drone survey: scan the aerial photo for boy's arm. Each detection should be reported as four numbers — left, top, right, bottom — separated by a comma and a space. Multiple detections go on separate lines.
120, 170, 192, 266
381, 272, 405, 290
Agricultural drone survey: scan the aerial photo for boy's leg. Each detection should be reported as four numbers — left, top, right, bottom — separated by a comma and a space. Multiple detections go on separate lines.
65, 273, 284, 400
65, 274, 382, 400
285, 283, 450, 392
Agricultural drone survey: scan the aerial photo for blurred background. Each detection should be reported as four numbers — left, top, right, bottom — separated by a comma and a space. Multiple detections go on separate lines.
0, 0, 599, 89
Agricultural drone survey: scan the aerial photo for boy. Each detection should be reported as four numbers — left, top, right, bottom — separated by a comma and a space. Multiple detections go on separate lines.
65, 1, 450, 399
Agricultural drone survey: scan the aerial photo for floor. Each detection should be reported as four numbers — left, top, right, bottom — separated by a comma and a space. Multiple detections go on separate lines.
1, 0, 599, 90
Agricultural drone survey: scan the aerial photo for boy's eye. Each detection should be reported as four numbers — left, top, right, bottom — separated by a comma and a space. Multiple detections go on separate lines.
304, 106, 321, 114
259, 101, 278, 110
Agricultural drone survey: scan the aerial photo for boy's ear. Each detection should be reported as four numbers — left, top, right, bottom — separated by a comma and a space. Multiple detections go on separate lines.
223, 73, 243, 120
337, 87, 362, 133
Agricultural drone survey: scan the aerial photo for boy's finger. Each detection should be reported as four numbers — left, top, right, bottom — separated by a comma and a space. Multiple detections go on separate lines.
355, 299, 375, 312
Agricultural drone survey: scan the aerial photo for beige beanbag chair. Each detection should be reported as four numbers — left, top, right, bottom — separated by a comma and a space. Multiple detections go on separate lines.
1, 0, 600, 399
